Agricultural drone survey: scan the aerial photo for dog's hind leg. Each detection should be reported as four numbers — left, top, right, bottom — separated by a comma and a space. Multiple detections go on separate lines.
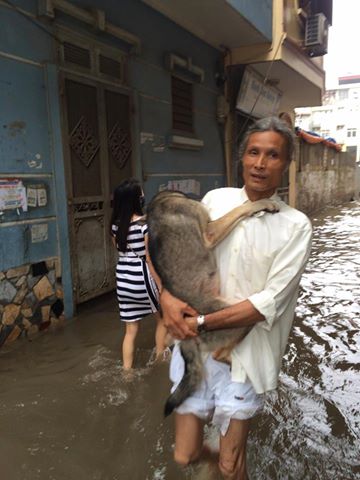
204, 199, 279, 248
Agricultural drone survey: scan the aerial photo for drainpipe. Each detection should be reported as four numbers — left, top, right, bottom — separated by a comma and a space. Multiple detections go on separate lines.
288, 160, 297, 208
223, 52, 233, 186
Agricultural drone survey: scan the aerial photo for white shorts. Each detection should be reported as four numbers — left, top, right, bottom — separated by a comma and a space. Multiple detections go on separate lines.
169, 343, 264, 436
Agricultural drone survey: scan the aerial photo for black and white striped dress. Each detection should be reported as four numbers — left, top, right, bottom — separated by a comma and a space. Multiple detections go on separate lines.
112, 221, 159, 322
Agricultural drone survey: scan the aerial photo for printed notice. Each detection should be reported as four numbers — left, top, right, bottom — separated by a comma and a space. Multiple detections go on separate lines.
31, 223, 48, 243
27, 187, 38, 207
0, 179, 27, 212
37, 187, 47, 207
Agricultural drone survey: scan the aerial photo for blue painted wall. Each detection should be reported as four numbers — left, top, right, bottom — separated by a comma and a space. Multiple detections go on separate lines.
68, 0, 227, 199
0, 3, 56, 273
0, 0, 270, 314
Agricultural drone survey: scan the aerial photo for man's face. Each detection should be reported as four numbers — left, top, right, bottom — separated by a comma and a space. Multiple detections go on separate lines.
242, 130, 288, 201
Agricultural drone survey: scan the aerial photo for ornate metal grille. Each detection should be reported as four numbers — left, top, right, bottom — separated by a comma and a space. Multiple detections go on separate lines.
108, 122, 131, 169
69, 116, 100, 167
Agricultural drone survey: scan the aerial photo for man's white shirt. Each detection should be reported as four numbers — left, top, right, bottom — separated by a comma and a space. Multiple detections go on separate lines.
202, 187, 312, 394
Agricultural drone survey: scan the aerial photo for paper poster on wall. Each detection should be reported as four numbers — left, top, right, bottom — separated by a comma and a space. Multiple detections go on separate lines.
27, 187, 38, 207
0, 179, 27, 212
37, 187, 47, 207
31, 223, 48, 243
26, 184, 48, 208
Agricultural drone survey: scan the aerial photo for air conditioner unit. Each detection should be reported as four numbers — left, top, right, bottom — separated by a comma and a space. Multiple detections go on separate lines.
305, 13, 329, 57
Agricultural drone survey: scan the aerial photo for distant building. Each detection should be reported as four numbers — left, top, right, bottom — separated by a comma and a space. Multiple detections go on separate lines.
296, 75, 360, 163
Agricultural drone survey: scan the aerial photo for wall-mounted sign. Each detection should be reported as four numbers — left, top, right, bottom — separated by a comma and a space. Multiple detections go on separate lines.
159, 179, 200, 197
0, 179, 27, 212
236, 67, 282, 118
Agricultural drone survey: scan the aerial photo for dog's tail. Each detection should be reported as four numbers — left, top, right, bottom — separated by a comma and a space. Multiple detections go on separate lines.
164, 339, 203, 417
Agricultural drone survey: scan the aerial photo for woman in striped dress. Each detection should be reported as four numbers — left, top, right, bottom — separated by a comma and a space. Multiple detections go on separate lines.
110, 178, 167, 370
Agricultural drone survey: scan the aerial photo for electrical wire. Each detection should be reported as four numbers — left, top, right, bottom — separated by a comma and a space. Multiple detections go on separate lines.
234, 32, 287, 146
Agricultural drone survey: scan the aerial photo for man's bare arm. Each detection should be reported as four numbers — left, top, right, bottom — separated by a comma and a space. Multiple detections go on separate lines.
160, 289, 198, 339
188, 299, 265, 332
161, 288, 265, 339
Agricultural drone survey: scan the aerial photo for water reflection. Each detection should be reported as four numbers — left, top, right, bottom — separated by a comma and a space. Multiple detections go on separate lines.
0, 201, 359, 479
255, 200, 360, 480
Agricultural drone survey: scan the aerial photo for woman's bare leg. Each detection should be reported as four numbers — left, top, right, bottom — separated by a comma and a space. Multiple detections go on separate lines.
122, 321, 140, 370
154, 313, 170, 358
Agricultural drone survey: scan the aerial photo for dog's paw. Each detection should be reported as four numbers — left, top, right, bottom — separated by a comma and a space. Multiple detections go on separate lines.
253, 199, 279, 214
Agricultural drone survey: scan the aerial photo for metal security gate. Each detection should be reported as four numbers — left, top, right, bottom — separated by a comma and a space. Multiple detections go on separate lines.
61, 75, 133, 304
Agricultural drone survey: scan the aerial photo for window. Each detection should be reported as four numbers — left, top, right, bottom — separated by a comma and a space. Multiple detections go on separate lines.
338, 90, 349, 101
347, 128, 357, 138
63, 42, 91, 69
58, 28, 127, 85
171, 76, 193, 134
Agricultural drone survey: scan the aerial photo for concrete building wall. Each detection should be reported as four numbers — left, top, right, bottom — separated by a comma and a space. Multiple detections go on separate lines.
69, 0, 226, 199
0, 0, 229, 345
296, 141, 356, 214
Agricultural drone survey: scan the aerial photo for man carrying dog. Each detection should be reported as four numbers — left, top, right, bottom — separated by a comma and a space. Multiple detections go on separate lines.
160, 116, 312, 479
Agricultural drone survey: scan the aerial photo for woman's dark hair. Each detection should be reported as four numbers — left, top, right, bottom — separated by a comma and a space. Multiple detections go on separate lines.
110, 178, 144, 252
238, 116, 295, 164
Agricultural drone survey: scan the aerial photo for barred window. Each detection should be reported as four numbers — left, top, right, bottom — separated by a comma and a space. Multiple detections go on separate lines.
171, 76, 193, 133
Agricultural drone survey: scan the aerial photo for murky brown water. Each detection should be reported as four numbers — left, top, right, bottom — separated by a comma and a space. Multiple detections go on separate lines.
1, 201, 359, 480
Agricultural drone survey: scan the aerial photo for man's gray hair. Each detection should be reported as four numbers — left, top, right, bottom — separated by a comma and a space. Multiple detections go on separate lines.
238, 116, 296, 164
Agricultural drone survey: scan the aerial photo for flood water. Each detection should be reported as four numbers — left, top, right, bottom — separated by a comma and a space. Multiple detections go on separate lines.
1, 201, 359, 480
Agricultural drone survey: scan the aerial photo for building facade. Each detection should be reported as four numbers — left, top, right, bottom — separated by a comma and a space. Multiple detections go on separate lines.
296, 74, 360, 162
0, 0, 332, 345
296, 74, 360, 208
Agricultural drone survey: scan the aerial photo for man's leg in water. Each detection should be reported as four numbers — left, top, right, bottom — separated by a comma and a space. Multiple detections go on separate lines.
218, 418, 250, 480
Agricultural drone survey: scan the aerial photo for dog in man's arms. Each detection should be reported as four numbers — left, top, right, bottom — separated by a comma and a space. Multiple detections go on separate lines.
146, 190, 279, 416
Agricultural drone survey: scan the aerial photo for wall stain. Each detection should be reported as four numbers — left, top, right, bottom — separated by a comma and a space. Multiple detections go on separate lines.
5, 121, 27, 137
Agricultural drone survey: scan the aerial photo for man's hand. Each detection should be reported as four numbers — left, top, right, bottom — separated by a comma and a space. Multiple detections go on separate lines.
160, 289, 198, 339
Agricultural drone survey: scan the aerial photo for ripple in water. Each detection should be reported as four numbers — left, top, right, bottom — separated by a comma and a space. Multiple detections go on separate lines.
268, 201, 360, 479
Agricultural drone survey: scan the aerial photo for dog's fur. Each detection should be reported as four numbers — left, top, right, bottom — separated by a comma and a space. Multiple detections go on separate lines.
146, 190, 278, 416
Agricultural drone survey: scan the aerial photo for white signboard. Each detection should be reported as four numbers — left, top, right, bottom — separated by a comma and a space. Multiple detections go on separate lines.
159, 179, 201, 196
236, 67, 282, 118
